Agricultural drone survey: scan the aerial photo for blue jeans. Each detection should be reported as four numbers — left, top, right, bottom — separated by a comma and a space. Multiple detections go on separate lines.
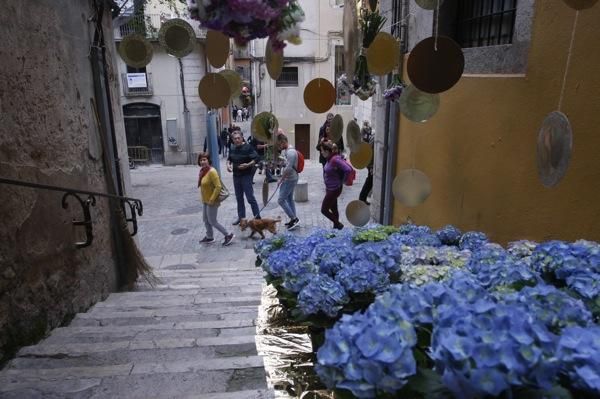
278, 177, 298, 220
233, 173, 261, 220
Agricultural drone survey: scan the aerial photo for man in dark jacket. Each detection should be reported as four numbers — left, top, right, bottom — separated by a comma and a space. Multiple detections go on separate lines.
227, 131, 261, 224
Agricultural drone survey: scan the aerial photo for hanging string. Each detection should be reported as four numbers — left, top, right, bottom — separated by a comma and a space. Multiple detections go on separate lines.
434, 0, 440, 51
411, 130, 418, 171
558, 10, 579, 112
379, 12, 415, 35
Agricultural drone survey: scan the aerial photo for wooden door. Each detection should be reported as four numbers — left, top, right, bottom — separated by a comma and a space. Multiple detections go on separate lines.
294, 124, 310, 159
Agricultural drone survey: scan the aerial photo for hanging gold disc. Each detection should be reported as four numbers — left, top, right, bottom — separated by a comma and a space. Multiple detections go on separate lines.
159, 18, 196, 58
366, 32, 400, 76
536, 111, 572, 187
343, 0, 360, 83
407, 36, 464, 94
346, 200, 371, 227
562, 0, 598, 9
266, 38, 284, 80
252, 112, 279, 142
304, 78, 336, 114
415, 0, 446, 10
350, 143, 373, 169
399, 84, 440, 123
329, 114, 344, 143
206, 30, 230, 68
392, 169, 432, 207
346, 120, 362, 152
219, 70, 242, 99
118, 34, 153, 68
198, 73, 231, 108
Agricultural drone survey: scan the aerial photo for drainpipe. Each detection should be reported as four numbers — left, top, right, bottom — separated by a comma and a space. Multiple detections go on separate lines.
178, 58, 193, 164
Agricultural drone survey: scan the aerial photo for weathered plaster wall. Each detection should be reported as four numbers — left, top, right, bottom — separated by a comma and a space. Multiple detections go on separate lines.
393, 2, 600, 244
0, 0, 124, 363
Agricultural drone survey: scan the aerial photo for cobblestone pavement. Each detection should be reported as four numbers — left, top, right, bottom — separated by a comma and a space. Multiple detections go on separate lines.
130, 158, 369, 256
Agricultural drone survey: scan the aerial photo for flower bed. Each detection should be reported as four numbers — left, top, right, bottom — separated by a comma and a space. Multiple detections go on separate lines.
255, 223, 600, 398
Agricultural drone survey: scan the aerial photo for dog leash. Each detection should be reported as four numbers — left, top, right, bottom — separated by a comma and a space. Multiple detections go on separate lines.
256, 177, 284, 216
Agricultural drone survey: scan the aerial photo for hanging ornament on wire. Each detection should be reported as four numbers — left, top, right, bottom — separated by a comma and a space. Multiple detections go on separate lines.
159, 18, 196, 58
346, 120, 362, 152
415, 0, 445, 10
198, 73, 230, 108
562, 0, 598, 10
118, 34, 153, 68
266, 38, 284, 80
218, 70, 242, 100
329, 114, 345, 143
407, 36, 464, 94
392, 169, 432, 207
346, 200, 371, 227
350, 143, 373, 169
304, 78, 336, 114
366, 32, 400, 76
399, 84, 440, 123
342, 0, 360, 83
206, 30, 229, 68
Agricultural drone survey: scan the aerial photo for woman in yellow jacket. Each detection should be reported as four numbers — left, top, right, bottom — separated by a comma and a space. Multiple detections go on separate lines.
197, 152, 235, 246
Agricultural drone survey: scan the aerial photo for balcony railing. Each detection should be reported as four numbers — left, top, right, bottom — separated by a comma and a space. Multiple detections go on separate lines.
114, 14, 206, 41
122, 73, 153, 97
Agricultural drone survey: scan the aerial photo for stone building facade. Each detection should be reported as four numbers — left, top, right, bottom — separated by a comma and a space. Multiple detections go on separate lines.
0, 0, 131, 364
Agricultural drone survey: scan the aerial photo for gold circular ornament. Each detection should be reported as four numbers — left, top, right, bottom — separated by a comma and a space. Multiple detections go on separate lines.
392, 169, 432, 207
198, 73, 231, 108
399, 84, 440, 123
266, 38, 284, 80
329, 114, 344, 143
218, 70, 242, 99
252, 112, 279, 142
350, 143, 373, 169
158, 18, 196, 58
407, 36, 464, 94
536, 111, 573, 187
415, 0, 446, 10
346, 200, 371, 227
366, 32, 400, 76
343, 0, 360, 82
118, 34, 153, 68
346, 120, 362, 152
562, 0, 598, 9
206, 30, 230, 68
304, 78, 336, 114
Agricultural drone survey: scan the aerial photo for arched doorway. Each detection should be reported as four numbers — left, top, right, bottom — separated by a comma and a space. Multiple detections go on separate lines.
123, 103, 164, 164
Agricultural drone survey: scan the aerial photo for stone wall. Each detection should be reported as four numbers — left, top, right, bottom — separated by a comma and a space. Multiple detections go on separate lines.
0, 0, 128, 364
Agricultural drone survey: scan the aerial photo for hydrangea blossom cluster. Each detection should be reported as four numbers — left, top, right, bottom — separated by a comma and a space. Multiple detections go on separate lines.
556, 326, 600, 393
436, 224, 462, 246
310, 239, 355, 276
281, 260, 318, 293
353, 241, 401, 273
335, 260, 389, 294
187, 0, 305, 48
459, 231, 489, 251
400, 264, 455, 286
316, 309, 417, 398
297, 275, 349, 317
337, 73, 378, 101
383, 83, 404, 102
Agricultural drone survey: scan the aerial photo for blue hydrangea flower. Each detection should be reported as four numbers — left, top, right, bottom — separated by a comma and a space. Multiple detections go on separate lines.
335, 260, 389, 294
556, 326, 600, 393
436, 225, 462, 246
507, 240, 538, 259
353, 241, 401, 272
263, 248, 307, 277
467, 243, 510, 269
311, 239, 356, 276
297, 274, 349, 317
468, 259, 540, 290
459, 231, 489, 251
281, 260, 319, 293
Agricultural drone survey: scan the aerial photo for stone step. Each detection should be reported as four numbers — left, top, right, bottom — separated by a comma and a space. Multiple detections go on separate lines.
151, 270, 263, 278
0, 365, 268, 398
111, 285, 263, 298
0, 356, 265, 381
9, 340, 258, 370
188, 390, 274, 399
41, 325, 258, 346
70, 310, 255, 327
81, 304, 258, 319
93, 295, 261, 309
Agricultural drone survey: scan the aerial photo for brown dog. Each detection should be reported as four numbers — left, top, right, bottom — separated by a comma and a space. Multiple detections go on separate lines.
239, 217, 281, 239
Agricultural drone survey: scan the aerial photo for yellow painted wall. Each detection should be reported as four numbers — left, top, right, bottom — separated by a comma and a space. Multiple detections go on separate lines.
393, 2, 600, 245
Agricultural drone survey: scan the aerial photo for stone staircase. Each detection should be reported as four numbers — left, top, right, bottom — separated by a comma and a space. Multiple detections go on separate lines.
0, 252, 273, 398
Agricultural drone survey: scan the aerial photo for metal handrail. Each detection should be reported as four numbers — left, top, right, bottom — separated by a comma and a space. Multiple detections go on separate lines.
0, 177, 143, 249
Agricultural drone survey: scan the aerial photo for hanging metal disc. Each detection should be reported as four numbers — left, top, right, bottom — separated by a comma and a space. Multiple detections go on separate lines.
346, 200, 371, 227
407, 36, 464, 94
366, 32, 400, 76
218, 70, 242, 99
399, 84, 440, 123
346, 120, 362, 152
343, 0, 360, 83
198, 73, 230, 108
536, 111, 573, 187
252, 112, 279, 142
392, 169, 432, 207
304, 78, 336, 114
415, 0, 446, 10
118, 34, 153, 68
266, 38, 284, 80
158, 18, 196, 58
562, 0, 598, 10
206, 30, 230, 68
350, 143, 373, 169
329, 114, 344, 143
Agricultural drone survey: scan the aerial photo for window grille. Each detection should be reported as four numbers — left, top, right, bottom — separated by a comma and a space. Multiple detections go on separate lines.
455, 0, 517, 48
276, 67, 299, 87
